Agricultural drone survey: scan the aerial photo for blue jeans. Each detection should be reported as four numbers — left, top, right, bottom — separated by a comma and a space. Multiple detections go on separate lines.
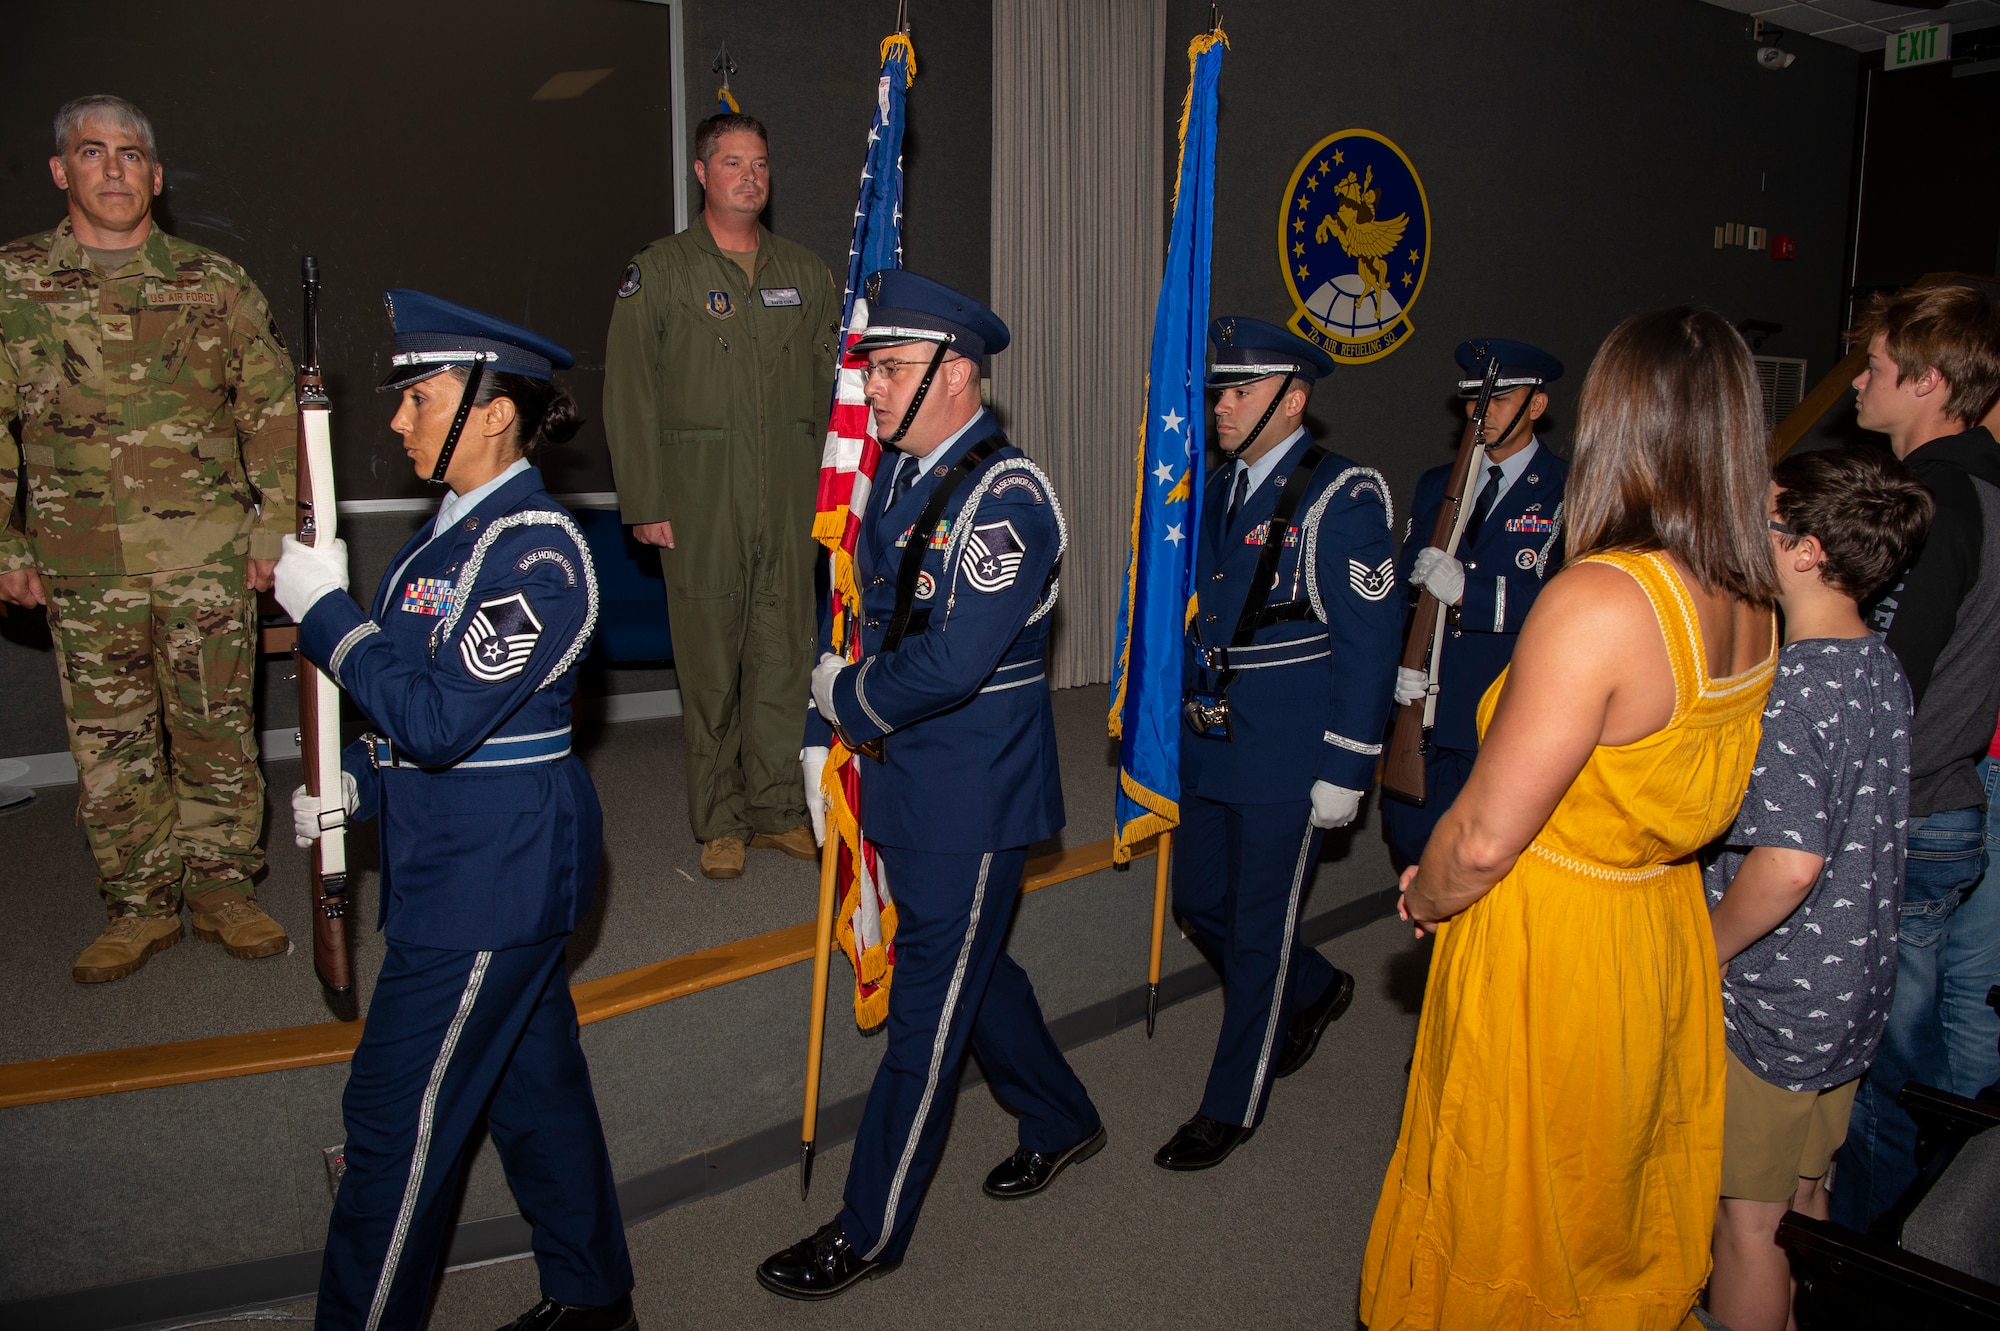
1832, 794, 1991, 1229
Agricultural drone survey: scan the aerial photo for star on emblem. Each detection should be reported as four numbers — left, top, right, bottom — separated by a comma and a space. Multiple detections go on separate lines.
1293, 242, 1304, 257
1292, 218, 1304, 234
1296, 194, 1309, 212
1400, 271, 1413, 288
1153, 461, 1175, 484
1317, 160, 1330, 177
1407, 248, 1420, 264
1164, 523, 1185, 546
1296, 265, 1309, 280
1306, 175, 1318, 191
1160, 409, 1184, 433
1332, 149, 1344, 164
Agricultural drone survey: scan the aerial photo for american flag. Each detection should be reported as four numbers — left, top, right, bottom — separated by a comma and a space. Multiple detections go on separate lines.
811, 32, 915, 1032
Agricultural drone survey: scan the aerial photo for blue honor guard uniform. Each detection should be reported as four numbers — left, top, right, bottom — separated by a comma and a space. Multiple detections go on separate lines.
1380, 338, 1567, 867
1161, 318, 1401, 1171
760, 273, 1100, 1300
293, 293, 633, 1330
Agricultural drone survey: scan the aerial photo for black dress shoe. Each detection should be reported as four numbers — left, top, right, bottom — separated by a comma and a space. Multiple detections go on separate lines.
756, 1219, 899, 1301
983, 1123, 1107, 1199
494, 1293, 636, 1331
1275, 966, 1355, 1079
1154, 1115, 1254, 1171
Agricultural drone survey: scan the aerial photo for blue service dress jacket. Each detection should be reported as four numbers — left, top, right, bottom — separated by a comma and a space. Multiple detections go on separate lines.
1397, 443, 1569, 751
805, 410, 1064, 852
296, 466, 603, 950
1181, 430, 1403, 802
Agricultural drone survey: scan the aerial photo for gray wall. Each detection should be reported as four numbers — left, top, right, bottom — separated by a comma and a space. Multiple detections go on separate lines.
1163, 0, 1860, 505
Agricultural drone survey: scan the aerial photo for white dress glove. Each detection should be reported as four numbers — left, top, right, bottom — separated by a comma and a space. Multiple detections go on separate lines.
1394, 666, 1431, 707
274, 534, 350, 621
801, 746, 830, 847
1309, 780, 1363, 830
1411, 546, 1465, 607
810, 652, 845, 727
292, 773, 359, 849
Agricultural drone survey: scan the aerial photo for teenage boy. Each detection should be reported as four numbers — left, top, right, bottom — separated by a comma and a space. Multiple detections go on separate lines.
1703, 445, 1933, 1331
1836, 284, 2000, 1226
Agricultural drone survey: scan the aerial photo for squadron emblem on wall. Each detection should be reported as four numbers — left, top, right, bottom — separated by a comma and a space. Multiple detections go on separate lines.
1281, 129, 1431, 365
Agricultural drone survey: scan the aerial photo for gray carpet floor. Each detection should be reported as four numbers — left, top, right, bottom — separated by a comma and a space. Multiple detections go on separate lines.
0, 686, 1139, 1063
230, 910, 1430, 1331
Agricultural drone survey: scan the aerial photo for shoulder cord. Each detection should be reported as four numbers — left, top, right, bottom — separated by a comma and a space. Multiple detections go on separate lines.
431, 510, 601, 691
937, 455, 1070, 629
1301, 466, 1396, 624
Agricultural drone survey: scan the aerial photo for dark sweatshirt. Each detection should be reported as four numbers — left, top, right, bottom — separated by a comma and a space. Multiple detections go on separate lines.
1871, 426, 2000, 816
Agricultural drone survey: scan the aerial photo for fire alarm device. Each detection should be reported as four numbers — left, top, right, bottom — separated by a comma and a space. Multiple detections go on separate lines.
1771, 234, 1797, 260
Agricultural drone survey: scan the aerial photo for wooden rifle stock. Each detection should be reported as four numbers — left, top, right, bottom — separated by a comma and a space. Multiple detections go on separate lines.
1382, 354, 1502, 807
295, 256, 351, 995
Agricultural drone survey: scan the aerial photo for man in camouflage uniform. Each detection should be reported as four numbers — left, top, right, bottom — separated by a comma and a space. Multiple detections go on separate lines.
604, 111, 840, 879
0, 95, 296, 981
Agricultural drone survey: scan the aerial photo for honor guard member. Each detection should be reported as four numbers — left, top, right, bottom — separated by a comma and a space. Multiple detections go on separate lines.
757, 272, 1103, 1299
1, 95, 296, 980
280, 292, 636, 1331
1161, 318, 1401, 1171
1380, 339, 1567, 868
603, 112, 842, 879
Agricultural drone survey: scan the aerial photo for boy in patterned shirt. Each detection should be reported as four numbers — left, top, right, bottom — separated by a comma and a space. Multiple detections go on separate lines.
1703, 445, 1933, 1331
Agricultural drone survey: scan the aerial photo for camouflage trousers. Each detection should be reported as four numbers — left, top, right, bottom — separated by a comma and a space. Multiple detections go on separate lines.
44, 561, 265, 917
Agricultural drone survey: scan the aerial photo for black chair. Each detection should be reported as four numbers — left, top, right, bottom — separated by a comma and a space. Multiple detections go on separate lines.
1778, 985, 2000, 1330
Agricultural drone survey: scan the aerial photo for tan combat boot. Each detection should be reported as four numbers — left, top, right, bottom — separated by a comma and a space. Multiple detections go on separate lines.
701, 835, 746, 879
188, 886, 289, 959
750, 825, 819, 862
73, 914, 183, 983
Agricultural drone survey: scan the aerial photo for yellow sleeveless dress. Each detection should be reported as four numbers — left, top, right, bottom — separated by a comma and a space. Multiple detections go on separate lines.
1360, 551, 1776, 1330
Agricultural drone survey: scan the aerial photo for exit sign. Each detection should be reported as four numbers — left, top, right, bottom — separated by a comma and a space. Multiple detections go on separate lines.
1887, 24, 1949, 70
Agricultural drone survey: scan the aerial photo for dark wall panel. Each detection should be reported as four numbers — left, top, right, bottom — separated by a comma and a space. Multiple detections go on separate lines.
1163, 0, 1860, 505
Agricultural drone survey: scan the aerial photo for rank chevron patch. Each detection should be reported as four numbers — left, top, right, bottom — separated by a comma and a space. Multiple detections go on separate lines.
1348, 557, 1395, 602
962, 518, 1026, 593
459, 591, 544, 683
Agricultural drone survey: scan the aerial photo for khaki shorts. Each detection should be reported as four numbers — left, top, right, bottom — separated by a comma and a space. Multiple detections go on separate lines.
1721, 1048, 1860, 1203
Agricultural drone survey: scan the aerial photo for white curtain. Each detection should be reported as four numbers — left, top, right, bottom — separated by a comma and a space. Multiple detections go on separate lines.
991, 0, 1166, 689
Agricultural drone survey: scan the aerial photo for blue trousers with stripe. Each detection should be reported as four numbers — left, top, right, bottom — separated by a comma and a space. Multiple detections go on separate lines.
1174, 793, 1338, 1128
1378, 744, 1476, 868
317, 936, 631, 1330
836, 845, 1100, 1265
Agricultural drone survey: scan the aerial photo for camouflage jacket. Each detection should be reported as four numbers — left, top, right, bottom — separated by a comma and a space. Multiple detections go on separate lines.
0, 218, 297, 577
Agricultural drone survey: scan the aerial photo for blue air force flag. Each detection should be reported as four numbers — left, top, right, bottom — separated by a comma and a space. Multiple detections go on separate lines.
1109, 31, 1226, 861
459, 591, 543, 683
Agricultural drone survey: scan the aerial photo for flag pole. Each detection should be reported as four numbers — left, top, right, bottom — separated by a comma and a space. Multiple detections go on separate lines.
799, 828, 840, 1198
1146, 831, 1172, 1037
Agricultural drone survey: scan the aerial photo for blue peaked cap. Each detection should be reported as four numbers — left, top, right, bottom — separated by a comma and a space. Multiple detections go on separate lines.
1453, 338, 1563, 396
1206, 316, 1335, 387
852, 269, 1010, 362
378, 289, 574, 391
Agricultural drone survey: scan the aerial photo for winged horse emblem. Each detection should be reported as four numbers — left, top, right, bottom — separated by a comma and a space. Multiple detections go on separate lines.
1314, 166, 1409, 321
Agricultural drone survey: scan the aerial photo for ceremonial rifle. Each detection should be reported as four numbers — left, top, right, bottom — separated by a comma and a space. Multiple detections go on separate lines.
295, 256, 351, 994
1381, 350, 1500, 806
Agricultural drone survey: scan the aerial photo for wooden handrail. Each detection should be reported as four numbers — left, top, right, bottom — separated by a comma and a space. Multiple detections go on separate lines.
0, 833, 1156, 1110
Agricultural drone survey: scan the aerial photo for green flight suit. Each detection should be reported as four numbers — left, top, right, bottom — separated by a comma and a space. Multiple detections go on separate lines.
603, 217, 839, 843
0, 218, 297, 915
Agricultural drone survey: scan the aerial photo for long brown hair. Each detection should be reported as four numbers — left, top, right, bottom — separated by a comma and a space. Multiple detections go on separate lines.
1564, 306, 1777, 604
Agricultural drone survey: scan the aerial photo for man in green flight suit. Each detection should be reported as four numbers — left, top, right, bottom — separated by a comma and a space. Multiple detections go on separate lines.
604, 112, 840, 879
0, 96, 296, 980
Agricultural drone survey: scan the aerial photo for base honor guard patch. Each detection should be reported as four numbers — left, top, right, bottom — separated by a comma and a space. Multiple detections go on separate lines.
962, 519, 1026, 592
1281, 129, 1431, 366
400, 577, 455, 616
706, 290, 734, 319
459, 591, 544, 683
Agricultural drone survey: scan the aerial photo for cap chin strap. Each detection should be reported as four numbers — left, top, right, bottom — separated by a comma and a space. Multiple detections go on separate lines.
427, 356, 491, 487
880, 339, 952, 448
1481, 383, 1540, 455
1219, 372, 1295, 463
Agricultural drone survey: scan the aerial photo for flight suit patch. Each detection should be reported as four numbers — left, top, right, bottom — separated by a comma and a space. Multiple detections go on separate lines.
962, 519, 1025, 592
459, 591, 543, 682
705, 290, 734, 319
618, 263, 642, 299
759, 286, 801, 307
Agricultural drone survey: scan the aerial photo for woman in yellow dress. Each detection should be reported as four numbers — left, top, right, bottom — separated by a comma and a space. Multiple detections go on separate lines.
1360, 307, 1779, 1330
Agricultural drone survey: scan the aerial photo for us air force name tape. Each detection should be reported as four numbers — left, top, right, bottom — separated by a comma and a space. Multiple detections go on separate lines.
1453, 337, 1563, 396
1206, 316, 1336, 388
852, 269, 1011, 362
379, 288, 576, 391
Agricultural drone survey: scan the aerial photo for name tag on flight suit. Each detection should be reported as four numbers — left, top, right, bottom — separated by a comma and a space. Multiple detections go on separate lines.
759, 287, 802, 307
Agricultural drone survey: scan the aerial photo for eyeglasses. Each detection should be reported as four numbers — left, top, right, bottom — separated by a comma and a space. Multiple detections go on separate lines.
861, 355, 960, 384
1767, 518, 1800, 538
